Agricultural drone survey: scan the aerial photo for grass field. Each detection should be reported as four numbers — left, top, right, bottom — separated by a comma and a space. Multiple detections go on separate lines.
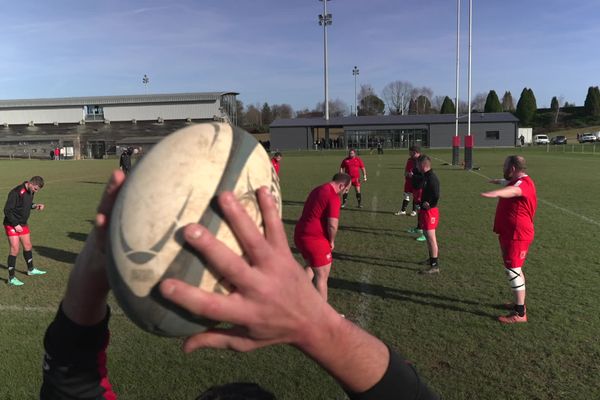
1, 147, 599, 399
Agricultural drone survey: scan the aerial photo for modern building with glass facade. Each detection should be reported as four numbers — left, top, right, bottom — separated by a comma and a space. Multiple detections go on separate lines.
269, 113, 519, 150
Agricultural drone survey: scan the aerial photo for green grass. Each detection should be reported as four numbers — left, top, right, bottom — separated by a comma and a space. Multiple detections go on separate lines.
1, 149, 599, 399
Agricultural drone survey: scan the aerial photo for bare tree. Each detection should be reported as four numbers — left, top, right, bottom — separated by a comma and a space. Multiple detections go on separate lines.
358, 84, 376, 104
271, 104, 294, 120
457, 100, 469, 114
382, 81, 413, 115
431, 95, 446, 112
244, 104, 262, 129
408, 86, 434, 114
315, 98, 349, 118
471, 92, 487, 112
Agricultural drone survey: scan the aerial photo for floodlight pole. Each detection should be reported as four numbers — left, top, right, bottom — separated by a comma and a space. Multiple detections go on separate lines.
452, 0, 461, 166
143, 74, 149, 94
319, 0, 332, 121
464, 0, 473, 170
353, 66, 359, 116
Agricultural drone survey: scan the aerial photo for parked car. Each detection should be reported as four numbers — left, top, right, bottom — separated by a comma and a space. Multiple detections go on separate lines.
550, 136, 567, 145
578, 133, 597, 143
533, 134, 549, 145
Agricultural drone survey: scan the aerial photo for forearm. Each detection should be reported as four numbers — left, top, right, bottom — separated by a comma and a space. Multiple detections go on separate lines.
362, 168, 367, 178
482, 186, 521, 199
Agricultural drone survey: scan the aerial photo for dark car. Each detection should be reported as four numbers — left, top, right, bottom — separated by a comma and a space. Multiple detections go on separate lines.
550, 135, 567, 145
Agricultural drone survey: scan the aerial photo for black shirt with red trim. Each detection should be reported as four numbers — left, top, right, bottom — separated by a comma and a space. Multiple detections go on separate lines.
420, 170, 440, 209
3, 182, 35, 226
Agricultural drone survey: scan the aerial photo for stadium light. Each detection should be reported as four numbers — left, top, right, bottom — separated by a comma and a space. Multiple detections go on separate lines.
464, 0, 473, 170
318, 0, 332, 120
352, 66, 359, 116
142, 74, 150, 94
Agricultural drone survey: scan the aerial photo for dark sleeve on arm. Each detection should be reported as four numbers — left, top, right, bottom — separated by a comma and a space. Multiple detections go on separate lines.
428, 174, 440, 208
346, 347, 439, 400
3, 190, 19, 226
41, 303, 116, 400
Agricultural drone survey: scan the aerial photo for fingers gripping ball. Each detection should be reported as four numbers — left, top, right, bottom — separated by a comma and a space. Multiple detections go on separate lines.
107, 123, 282, 337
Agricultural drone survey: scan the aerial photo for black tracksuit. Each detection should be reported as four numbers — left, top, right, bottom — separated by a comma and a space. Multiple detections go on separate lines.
419, 170, 440, 209
4, 183, 35, 227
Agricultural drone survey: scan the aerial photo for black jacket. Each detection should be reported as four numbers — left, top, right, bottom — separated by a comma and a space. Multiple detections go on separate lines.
119, 152, 131, 170
3, 183, 35, 226
420, 170, 440, 209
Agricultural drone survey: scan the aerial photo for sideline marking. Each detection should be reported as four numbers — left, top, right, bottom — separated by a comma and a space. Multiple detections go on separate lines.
434, 156, 600, 227
0, 303, 124, 315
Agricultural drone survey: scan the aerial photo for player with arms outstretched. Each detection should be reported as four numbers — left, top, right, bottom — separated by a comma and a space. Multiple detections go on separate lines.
340, 149, 367, 208
481, 155, 537, 324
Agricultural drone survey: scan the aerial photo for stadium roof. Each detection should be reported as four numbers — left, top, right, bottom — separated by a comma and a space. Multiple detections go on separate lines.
270, 112, 519, 128
0, 92, 239, 109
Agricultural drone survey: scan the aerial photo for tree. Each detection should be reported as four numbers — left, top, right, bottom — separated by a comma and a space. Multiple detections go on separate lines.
261, 103, 273, 126
550, 96, 560, 124
431, 96, 446, 112
382, 81, 413, 115
415, 95, 432, 114
316, 98, 349, 118
501, 91, 515, 112
408, 86, 434, 114
244, 104, 262, 131
484, 90, 503, 113
471, 92, 487, 112
515, 88, 537, 126
271, 104, 294, 120
358, 94, 385, 116
440, 96, 456, 114
583, 86, 600, 117
235, 100, 245, 127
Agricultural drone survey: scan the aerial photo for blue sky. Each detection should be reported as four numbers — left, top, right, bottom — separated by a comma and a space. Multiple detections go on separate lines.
1, 0, 599, 111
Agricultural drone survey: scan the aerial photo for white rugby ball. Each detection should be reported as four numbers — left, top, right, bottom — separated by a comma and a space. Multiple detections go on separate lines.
107, 122, 282, 337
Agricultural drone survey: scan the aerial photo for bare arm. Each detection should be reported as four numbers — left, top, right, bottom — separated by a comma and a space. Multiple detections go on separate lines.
327, 217, 338, 249
362, 167, 367, 181
481, 185, 522, 199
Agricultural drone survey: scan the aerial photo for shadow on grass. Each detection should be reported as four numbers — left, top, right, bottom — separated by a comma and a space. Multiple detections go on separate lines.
337, 225, 404, 236
67, 232, 88, 242
332, 251, 419, 271
79, 181, 106, 185
329, 276, 497, 319
340, 207, 395, 215
282, 200, 305, 207
35, 246, 78, 264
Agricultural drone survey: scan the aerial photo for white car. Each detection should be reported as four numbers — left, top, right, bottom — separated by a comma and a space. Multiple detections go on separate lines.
578, 134, 597, 143
533, 134, 549, 145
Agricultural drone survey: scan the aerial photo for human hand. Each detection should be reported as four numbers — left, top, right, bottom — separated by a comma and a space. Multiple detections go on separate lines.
363, 176, 367, 182
330, 241, 335, 250
15, 225, 23, 233
422, 202, 430, 210
36, 204, 45, 211
160, 187, 336, 353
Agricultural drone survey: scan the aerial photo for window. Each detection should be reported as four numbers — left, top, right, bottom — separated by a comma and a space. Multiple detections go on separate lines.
486, 131, 500, 140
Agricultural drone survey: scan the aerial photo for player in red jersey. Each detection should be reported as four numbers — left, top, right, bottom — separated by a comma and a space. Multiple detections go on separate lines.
294, 173, 351, 301
481, 155, 537, 324
395, 145, 421, 216
339, 149, 367, 208
271, 152, 282, 176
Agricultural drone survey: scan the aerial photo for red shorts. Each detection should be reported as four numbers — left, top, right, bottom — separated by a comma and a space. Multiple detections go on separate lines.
403, 180, 412, 193
4, 225, 30, 237
412, 189, 423, 204
294, 236, 333, 268
350, 176, 361, 188
499, 237, 532, 269
419, 208, 439, 230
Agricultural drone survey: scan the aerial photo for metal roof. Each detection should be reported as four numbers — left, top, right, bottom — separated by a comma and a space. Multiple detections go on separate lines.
0, 92, 239, 109
270, 113, 519, 128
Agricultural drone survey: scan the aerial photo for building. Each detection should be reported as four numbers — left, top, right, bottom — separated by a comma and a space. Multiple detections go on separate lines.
0, 92, 238, 159
269, 112, 519, 150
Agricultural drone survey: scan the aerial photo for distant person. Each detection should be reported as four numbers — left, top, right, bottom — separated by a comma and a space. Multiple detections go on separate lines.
49, 150, 54, 161
481, 155, 537, 324
415, 156, 441, 274
340, 149, 367, 208
4, 176, 47, 286
294, 173, 350, 301
519, 135, 525, 146
377, 141, 383, 154
271, 152, 282, 176
41, 171, 438, 399
119, 148, 132, 176
54, 147, 59, 161
395, 145, 421, 216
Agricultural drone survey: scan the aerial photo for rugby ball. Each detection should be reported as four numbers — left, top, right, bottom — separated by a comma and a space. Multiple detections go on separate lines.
106, 122, 282, 337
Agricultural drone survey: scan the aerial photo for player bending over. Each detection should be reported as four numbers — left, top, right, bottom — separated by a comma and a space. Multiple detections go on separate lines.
395, 145, 421, 217
415, 156, 441, 274
294, 173, 351, 301
481, 155, 537, 324
40, 170, 438, 399
4, 176, 47, 286
340, 149, 367, 208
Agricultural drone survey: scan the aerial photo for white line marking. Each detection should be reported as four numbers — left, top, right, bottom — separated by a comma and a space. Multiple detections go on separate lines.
0, 303, 124, 315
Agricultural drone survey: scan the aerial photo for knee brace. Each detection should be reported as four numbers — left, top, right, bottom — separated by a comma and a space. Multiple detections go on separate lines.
505, 267, 525, 292
403, 192, 411, 201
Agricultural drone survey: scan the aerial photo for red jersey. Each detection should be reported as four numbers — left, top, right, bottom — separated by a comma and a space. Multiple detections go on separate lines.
340, 156, 364, 178
493, 175, 537, 241
404, 158, 416, 181
271, 158, 280, 175
295, 183, 341, 239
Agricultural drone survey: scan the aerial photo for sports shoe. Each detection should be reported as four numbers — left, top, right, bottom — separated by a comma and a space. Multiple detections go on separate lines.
406, 227, 418, 234
27, 268, 47, 276
416, 235, 427, 242
409, 211, 417, 217
498, 312, 527, 324
357, 204, 363, 208
8, 277, 24, 286
341, 202, 346, 209
394, 210, 407, 216
419, 267, 440, 274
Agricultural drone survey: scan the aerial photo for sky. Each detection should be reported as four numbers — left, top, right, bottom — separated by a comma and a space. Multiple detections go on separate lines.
1, 0, 600, 111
